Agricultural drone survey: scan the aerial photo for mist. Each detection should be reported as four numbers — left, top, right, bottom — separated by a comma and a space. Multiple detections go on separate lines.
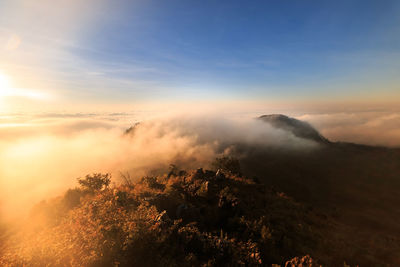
0, 112, 318, 221
1, 109, 400, 222
298, 111, 400, 147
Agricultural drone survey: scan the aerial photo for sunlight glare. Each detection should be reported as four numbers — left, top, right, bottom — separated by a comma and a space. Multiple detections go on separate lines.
0, 72, 49, 100
0, 72, 13, 97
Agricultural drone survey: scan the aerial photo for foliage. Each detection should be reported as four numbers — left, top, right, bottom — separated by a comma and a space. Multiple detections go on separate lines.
211, 156, 242, 175
0, 169, 324, 266
77, 173, 111, 192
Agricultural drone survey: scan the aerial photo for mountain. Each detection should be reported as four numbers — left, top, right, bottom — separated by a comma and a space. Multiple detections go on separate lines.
2, 114, 400, 266
240, 115, 400, 266
258, 114, 330, 144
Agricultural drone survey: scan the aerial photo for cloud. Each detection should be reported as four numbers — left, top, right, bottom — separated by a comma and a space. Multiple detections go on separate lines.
297, 111, 400, 147
2, 109, 399, 222
0, 113, 317, 221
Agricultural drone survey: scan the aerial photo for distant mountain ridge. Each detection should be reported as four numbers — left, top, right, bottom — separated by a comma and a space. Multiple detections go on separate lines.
258, 114, 330, 144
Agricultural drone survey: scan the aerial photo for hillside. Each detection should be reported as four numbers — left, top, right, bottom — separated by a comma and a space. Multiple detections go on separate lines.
115, 114, 400, 265
1, 168, 323, 267
242, 115, 400, 266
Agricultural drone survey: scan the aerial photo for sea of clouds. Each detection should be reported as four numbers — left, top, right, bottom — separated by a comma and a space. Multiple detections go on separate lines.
0, 110, 399, 221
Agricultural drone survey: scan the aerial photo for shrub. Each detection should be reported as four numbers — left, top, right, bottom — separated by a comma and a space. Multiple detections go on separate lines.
212, 156, 241, 175
77, 173, 111, 192
1, 169, 323, 266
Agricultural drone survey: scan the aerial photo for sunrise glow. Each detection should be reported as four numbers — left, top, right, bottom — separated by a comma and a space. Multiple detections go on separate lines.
0, 72, 49, 101
1, 1, 400, 266
0, 72, 12, 97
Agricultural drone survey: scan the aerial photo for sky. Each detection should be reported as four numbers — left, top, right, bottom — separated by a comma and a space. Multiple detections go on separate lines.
0, 0, 399, 113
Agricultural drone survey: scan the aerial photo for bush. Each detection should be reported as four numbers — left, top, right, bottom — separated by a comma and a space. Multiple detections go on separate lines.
212, 156, 241, 175
77, 173, 111, 192
62, 188, 83, 209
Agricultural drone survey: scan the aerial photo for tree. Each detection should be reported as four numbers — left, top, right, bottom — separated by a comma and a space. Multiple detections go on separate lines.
77, 173, 111, 192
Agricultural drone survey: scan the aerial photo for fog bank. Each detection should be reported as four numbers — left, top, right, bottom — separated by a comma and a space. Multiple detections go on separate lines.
298, 111, 400, 147
0, 113, 316, 221
1, 109, 400, 221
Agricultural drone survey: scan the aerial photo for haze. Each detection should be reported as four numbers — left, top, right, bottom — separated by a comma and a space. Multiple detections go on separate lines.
1, 1, 400, 266
1, 0, 400, 226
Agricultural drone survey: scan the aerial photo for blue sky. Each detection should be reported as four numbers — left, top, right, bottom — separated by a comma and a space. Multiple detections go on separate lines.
1, 0, 400, 111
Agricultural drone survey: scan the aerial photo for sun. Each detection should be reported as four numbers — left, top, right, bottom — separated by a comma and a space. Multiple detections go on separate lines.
0, 72, 13, 97
0, 72, 49, 100
0, 71, 51, 102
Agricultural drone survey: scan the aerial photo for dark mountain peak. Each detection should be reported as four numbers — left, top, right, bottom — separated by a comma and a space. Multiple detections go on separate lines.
258, 114, 330, 144
124, 122, 140, 135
